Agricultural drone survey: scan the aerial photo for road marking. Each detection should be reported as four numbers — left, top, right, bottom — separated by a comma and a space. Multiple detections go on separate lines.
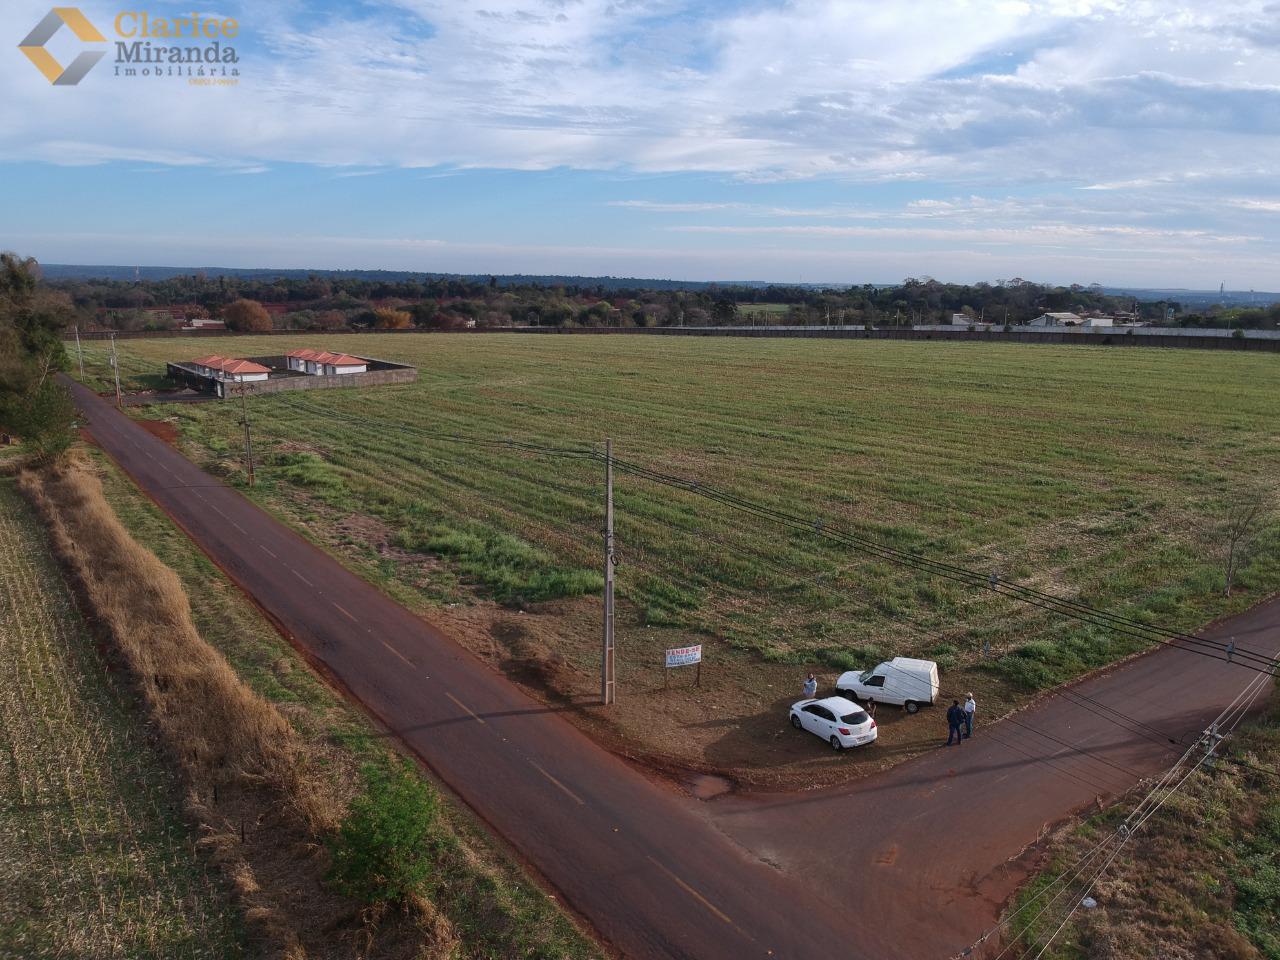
332, 602, 358, 622
290, 568, 313, 587
445, 691, 486, 725
645, 856, 735, 927
258, 543, 278, 559
529, 761, 586, 806
380, 638, 414, 668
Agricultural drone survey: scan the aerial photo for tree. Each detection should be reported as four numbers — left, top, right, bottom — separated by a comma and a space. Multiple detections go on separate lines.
372, 307, 412, 330
0, 253, 74, 461
1223, 498, 1267, 597
222, 298, 271, 332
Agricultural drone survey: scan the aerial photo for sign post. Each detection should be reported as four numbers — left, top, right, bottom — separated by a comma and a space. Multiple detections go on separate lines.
663, 644, 702, 689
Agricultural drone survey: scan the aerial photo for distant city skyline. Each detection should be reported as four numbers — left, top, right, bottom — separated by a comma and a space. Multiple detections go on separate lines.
5, 0, 1280, 286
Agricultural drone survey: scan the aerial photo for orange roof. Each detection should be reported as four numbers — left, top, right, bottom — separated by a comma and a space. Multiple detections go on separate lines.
286, 348, 323, 359
290, 349, 364, 366
220, 358, 271, 375
191, 354, 228, 366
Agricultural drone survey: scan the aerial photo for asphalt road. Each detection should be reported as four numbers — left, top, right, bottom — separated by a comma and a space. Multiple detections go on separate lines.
70, 380, 1278, 959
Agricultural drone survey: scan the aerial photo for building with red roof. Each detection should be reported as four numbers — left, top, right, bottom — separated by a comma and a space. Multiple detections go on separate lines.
285, 348, 368, 376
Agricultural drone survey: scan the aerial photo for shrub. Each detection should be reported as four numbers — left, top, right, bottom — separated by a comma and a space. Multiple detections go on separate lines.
222, 298, 271, 332
328, 762, 439, 907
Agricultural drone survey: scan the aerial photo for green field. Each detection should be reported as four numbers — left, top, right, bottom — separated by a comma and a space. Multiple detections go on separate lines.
0, 477, 242, 958
74, 334, 1280, 774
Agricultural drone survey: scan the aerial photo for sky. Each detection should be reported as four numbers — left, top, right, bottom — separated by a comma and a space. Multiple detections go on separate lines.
3, 0, 1280, 287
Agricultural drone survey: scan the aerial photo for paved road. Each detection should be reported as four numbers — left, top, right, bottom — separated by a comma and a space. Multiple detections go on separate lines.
71, 380, 1278, 959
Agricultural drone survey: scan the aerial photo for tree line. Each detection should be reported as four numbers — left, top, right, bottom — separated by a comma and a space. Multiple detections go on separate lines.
0, 254, 75, 460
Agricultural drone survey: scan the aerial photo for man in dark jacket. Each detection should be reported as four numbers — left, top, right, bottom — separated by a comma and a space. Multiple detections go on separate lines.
946, 700, 965, 746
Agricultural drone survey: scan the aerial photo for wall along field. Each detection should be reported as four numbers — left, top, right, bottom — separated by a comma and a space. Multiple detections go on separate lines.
77, 335, 1280, 789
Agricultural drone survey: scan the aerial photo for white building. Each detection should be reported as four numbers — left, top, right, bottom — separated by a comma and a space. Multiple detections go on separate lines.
190, 355, 270, 382
286, 348, 368, 375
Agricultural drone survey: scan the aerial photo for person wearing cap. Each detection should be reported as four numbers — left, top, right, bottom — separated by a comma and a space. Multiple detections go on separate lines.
963, 692, 976, 738
802, 672, 818, 699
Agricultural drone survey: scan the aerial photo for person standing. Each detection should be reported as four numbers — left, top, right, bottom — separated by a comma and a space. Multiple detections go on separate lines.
802, 672, 818, 699
963, 693, 976, 738
946, 700, 965, 746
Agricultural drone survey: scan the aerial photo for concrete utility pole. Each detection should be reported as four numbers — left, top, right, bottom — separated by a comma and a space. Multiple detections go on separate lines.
109, 333, 123, 409
73, 325, 84, 378
601, 438, 616, 705
238, 384, 256, 487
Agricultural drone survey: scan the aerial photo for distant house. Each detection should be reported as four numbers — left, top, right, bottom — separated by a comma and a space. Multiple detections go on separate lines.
950, 313, 969, 325
181, 318, 226, 331
285, 348, 368, 375
189, 355, 270, 382
1029, 312, 1083, 326
1077, 316, 1114, 328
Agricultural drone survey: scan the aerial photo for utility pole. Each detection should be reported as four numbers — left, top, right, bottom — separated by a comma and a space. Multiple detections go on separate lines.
601, 438, 616, 705
109, 333, 123, 409
238, 384, 256, 487
74, 325, 84, 378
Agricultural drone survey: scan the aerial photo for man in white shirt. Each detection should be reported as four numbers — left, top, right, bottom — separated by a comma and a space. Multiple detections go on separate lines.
963, 693, 976, 738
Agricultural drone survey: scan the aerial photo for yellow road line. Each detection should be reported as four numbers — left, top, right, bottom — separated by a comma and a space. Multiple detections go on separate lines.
379, 638, 414, 668
445, 691, 486, 724
645, 855, 735, 927
529, 760, 586, 806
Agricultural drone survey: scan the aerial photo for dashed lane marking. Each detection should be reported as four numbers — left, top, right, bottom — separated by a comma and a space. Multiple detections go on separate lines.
258, 544, 278, 559
291, 568, 313, 587
380, 638, 414, 668
444, 691, 486, 725
332, 602, 358, 622
529, 761, 586, 806
645, 856, 737, 928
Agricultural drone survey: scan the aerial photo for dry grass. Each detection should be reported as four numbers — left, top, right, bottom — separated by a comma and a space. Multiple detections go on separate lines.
0, 477, 241, 958
1003, 702, 1280, 960
16, 456, 460, 960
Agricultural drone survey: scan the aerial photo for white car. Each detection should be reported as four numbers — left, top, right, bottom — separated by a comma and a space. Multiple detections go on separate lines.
789, 696, 878, 751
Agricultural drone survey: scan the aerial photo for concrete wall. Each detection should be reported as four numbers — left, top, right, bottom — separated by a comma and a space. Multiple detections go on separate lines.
166, 358, 416, 397
224, 366, 416, 396
490, 325, 1280, 351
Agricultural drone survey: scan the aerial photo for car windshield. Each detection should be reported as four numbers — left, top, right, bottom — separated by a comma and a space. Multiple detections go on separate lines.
858, 669, 876, 683
840, 711, 870, 725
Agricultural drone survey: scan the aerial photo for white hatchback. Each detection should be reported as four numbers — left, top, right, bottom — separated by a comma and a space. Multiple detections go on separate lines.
789, 696, 878, 751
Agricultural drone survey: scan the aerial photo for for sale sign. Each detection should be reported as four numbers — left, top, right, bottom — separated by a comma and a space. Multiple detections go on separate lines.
664, 644, 702, 668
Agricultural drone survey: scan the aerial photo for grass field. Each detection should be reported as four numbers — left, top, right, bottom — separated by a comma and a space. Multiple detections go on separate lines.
74, 334, 1280, 785
0, 477, 242, 958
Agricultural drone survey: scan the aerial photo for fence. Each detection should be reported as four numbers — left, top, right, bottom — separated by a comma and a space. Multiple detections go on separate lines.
68, 323, 1280, 351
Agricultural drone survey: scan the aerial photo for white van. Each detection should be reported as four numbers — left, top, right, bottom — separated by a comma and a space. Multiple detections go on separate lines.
836, 657, 939, 713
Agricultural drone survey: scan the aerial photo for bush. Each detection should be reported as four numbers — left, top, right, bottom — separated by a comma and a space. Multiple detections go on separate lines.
222, 298, 271, 332
327, 763, 439, 907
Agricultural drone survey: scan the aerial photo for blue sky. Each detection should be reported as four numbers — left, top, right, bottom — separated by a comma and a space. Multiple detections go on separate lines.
4, 0, 1280, 286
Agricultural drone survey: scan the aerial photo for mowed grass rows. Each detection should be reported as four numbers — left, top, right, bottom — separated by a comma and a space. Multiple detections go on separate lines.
0, 479, 240, 958
78, 334, 1280, 693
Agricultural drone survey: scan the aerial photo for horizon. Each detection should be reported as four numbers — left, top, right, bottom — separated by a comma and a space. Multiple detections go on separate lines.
5, 1, 1280, 286
34, 261, 1280, 298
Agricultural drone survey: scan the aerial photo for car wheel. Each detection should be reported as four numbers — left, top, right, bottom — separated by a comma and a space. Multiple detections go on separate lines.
830, 735, 843, 751
904, 701, 919, 714
790, 714, 802, 729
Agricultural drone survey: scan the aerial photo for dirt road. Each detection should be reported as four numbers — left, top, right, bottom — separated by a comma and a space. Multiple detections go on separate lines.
70, 381, 1278, 959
